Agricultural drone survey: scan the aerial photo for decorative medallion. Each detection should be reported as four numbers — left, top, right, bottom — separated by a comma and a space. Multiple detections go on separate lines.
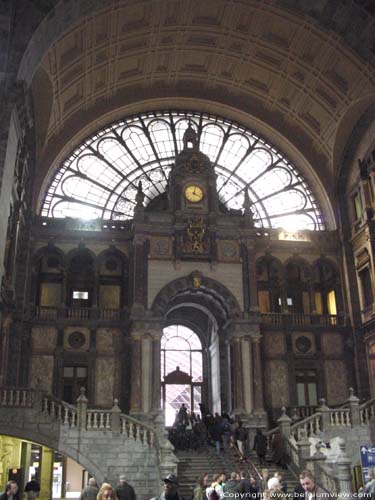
295, 335, 312, 354
68, 331, 86, 349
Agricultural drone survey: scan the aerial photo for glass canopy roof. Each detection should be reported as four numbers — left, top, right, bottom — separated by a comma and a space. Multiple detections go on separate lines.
41, 110, 325, 230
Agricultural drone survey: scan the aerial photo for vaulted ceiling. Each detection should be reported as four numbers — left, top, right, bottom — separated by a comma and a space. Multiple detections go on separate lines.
22, 0, 375, 210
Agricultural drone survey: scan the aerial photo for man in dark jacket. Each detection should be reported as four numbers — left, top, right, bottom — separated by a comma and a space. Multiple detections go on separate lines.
116, 476, 136, 500
253, 429, 267, 466
79, 478, 98, 500
224, 473, 241, 496
24, 477, 40, 500
150, 474, 186, 500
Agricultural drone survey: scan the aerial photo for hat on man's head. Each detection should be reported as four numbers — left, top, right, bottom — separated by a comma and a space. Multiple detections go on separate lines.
119, 475, 127, 481
163, 474, 178, 484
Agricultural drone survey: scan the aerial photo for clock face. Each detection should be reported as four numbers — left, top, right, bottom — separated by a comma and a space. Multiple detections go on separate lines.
184, 185, 204, 203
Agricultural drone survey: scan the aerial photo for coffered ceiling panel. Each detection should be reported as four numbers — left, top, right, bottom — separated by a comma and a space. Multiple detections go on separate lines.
28, 0, 375, 191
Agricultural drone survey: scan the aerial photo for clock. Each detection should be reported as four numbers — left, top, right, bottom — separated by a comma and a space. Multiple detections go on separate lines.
184, 185, 204, 203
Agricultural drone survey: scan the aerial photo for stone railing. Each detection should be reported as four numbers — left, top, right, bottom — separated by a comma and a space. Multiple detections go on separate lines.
290, 413, 322, 440
260, 313, 347, 327
360, 398, 375, 424
40, 389, 158, 447
35, 306, 124, 321
0, 388, 34, 407
264, 388, 371, 494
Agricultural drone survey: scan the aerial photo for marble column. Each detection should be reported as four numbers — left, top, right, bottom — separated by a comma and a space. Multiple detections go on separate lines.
231, 337, 245, 414
130, 335, 142, 414
252, 336, 265, 413
247, 241, 259, 312
241, 337, 253, 414
39, 447, 53, 500
141, 334, 152, 414
151, 333, 162, 413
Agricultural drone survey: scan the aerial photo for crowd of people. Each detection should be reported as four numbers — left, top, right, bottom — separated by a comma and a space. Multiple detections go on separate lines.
168, 405, 288, 470
193, 469, 289, 500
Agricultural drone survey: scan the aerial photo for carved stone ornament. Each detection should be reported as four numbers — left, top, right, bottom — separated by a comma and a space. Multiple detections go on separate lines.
150, 237, 171, 258
68, 331, 86, 349
190, 271, 203, 289
295, 335, 312, 354
218, 240, 239, 261
183, 217, 209, 255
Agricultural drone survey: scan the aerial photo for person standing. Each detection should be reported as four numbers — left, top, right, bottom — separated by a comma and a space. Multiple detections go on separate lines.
0, 482, 19, 500
253, 429, 267, 466
79, 478, 98, 500
234, 421, 248, 461
24, 477, 40, 500
193, 476, 206, 500
223, 473, 241, 496
116, 475, 136, 500
299, 470, 327, 500
150, 474, 187, 500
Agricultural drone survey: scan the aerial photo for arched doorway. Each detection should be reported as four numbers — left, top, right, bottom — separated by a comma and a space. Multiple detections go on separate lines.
161, 325, 203, 426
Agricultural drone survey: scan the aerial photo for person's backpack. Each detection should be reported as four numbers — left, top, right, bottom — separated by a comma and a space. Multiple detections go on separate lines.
207, 488, 219, 500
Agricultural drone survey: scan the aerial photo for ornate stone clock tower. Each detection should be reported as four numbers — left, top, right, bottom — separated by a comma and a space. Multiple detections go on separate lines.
168, 124, 218, 215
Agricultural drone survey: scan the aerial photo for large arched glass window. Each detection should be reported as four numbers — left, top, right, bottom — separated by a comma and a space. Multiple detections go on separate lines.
41, 110, 325, 231
161, 325, 203, 426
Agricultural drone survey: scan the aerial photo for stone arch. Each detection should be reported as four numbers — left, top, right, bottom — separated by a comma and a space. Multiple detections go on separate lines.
0, 426, 104, 483
284, 256, 312, 280
151, 274, 242, 322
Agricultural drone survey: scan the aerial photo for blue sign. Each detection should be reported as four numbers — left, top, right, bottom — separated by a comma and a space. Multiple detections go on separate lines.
360, 445, 375, 484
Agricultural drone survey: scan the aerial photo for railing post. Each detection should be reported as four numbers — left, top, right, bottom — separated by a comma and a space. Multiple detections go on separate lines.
154, 413, 178, 481
111, 399, 121, 432
318, 398, 331, 431
336, 438, 353, 494
297, 429, 311, 469
347, 387, 361, 427
76, 387, 88, 429
277, 407, 292, 438
306, 441, 327, 487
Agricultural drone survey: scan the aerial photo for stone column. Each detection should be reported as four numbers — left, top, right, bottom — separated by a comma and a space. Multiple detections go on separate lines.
247, 240, 259, 312
0, 313, 11, 386
130, 334, 142, 415
231, 337, 245, 414
151, 332, 162, 413
141, 334, 152, 414
252, 336, 265, 413
131, 235, 148, 315
241, 337, 253, 414
39, 447, 54, 500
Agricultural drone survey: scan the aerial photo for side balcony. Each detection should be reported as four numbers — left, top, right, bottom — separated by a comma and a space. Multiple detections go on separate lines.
33, 306, 128, 324
260, 312, 349, 328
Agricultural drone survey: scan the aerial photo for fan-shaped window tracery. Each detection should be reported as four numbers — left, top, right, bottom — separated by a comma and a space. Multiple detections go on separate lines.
42, 110, 325, 230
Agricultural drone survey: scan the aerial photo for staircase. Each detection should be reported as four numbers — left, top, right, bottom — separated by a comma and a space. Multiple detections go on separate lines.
176, 447, 297, 498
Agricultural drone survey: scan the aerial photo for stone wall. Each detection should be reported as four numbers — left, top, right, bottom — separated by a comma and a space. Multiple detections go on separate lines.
148, 260, 244, 310
0, 403, 161, 500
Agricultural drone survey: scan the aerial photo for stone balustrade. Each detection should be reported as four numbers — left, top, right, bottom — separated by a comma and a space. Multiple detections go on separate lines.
35, 306, 124, 322
0, 388, 33, 407
0, 386, 176, 500
265, 388, 375, 495
360, 398, 375, 424
260, 312, 347, 327
39, 389, 158, 448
